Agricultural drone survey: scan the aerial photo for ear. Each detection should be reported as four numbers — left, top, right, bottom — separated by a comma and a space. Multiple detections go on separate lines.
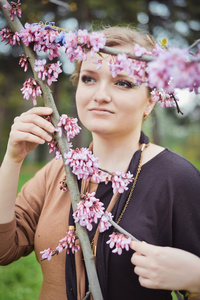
144, 96, 156, 115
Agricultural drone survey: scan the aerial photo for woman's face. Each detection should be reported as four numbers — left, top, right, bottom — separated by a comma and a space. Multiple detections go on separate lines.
75, 49, 155, 140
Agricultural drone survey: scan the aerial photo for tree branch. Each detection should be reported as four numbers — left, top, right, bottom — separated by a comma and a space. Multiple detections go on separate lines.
108, 217, 139, 241
100, 46, 156, 62
0, 1, 103, 299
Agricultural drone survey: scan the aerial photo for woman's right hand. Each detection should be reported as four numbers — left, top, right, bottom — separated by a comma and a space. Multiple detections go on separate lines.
6, 107, 55, 164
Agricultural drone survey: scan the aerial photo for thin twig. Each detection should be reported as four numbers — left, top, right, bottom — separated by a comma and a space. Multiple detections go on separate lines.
100, 46, 156, 62
172, 94, 183, 115
83, 291, 91, 300
188, 39, 200, 51
108, 216, 139, 241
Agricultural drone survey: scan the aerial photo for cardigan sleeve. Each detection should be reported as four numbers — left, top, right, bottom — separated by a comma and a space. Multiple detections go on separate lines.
0, 158, 60, 265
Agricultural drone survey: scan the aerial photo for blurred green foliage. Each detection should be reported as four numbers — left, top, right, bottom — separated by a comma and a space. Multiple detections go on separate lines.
0, 164, 43, 300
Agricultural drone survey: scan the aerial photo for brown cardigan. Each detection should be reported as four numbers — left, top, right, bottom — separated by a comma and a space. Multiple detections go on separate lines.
0, 158, 70, 300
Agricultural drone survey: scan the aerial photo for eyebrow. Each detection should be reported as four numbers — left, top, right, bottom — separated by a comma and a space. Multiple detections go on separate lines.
80, 69, 98, 74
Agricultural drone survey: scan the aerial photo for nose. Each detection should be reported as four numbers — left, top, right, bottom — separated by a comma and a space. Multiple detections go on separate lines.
92, 85, 112, 103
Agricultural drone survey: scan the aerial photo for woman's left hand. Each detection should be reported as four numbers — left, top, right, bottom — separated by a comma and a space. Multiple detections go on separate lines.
130, 241, 200, 296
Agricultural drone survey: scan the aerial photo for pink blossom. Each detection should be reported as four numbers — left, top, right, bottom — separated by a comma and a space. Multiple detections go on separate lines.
19, 54, 29, 72
134, 44, 149, 57
151, 88, 179, 108
89, 31, 106, 57
0, 28, 20, 46
19, 23, 41, 46
56, 228, 80, 254
65, 147, 101, 181
99, 212, 113, 233
148, 47, 200, 94
57, 114, 81, 141
34, 59, 62, 86
108, 53, 147, 85
73, 192, 104, 231
47, 136, 61, 158
19, 23, 60, 60
21, 78, 42, 106
3, 0, 22, 21
40, 228, 80, 260
59, 175, 68, 192
106, 232, 132, 255
109, 170, 133, 194
40, 248, 54, 261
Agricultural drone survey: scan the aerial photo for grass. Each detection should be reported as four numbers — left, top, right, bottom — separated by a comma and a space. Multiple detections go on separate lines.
0, 163, 43, 300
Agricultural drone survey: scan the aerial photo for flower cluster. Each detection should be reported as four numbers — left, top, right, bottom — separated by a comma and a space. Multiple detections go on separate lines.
19, 23, 60, 60
73, 192, 104, 231
3, 0, 22, 21
18, 23, 106, 62
40, 227, 80, 260
19, 54, 29, 72
56, 28, 106, 62
21, 78, 42, 106
34, 59, 62, 86
65, 147, 101, 182
48, 135, 62, 159
151, 88, 179, 108
108, 53, 147, 86
59, 175, 68, 192
0, 28, 20, 46
40, 247, 54, 261
56, 227, 80, 255
106, 232, 132, 255
99, 211, 113, 233
148, 47, 200, 94
106, 170, 133, 194
57, 114, 81, 141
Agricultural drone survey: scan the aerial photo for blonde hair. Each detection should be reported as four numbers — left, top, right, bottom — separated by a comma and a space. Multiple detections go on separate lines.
70, 26, 155, 86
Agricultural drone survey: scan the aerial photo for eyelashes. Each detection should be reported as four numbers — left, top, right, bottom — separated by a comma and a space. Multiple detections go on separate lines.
81, 75, 95, 84
115, 80, 136, 89
81, 75, 138, 89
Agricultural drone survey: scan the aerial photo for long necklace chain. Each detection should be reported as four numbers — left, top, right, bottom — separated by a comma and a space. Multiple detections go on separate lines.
90, 143, 149, 255
116, 143, 148, 224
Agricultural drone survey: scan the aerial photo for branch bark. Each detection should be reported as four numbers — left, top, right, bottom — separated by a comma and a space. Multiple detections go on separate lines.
0, 1, 103, 299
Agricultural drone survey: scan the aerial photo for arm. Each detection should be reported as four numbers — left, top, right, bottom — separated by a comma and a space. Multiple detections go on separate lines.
130, 241, 200, 297
0, 106, 55, 224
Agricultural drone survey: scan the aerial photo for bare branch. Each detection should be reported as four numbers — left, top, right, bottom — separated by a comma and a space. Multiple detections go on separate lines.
0, 1, 103, 299
188, 39, 200, 51
100, 46, 156, 62
108, 216, 139, 241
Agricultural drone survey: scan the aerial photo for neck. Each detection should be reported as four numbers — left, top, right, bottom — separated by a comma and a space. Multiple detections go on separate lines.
92, 132, 141, 173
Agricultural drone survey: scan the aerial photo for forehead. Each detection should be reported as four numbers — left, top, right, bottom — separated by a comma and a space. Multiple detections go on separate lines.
80, 45, 132, 71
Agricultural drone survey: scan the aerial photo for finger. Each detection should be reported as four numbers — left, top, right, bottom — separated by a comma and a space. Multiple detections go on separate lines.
138, 276, 157, 289
12, 131, 47, 145
131, 252, 148, 268
12, 122, 53, 143
22, 106, 53, 116
134, 265, 149, 278
14, 114, 55, 134
130, 240, 155, 256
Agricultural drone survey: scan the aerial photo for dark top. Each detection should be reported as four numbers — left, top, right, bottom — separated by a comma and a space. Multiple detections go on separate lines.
66, 134, 200, 300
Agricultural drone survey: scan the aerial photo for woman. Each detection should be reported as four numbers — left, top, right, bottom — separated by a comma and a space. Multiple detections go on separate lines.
0, 26, 200, 300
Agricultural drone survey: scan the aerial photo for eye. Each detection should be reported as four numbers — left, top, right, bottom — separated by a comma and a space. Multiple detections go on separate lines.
81, 75, 95, 84
115, 80, 136, 89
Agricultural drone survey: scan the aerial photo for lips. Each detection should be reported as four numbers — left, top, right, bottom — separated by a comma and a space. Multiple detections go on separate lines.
89, 107, 114, 114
